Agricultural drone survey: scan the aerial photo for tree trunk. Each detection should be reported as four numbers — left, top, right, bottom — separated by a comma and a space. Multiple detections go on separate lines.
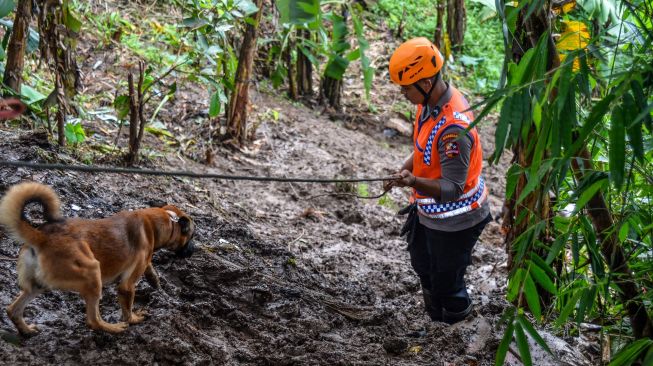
3, 0, 32, 94
319, 76, 342, 109
446, 0, 466, 53
286, 34, 297, 100
572, 147, 653, 339
319, 7, 348, 110
433, 0, 446, 49
55, 74, 65, 146
296, 30, 313, 97
125, 62, 145, 165
227, 0, 264, 144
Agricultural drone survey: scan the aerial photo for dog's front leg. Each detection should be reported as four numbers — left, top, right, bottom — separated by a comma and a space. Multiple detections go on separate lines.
118, 266, 148, 324
143, 264, 161, 289
81, 264, 128, 333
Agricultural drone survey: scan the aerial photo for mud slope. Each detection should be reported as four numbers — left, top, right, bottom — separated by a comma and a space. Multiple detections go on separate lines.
0, 85, 523, 366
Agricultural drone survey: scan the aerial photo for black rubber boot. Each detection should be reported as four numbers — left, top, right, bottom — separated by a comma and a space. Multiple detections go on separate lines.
441, 287, 473, 324
442, 301, 473, 324
422, 289, 442, 322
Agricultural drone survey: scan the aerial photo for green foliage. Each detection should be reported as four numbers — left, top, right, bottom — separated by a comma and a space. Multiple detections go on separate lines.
64, 121, 86, 145
356, 183, 369, 197
272, 0, 376, 104
489, 0, 653, 364
276, 0, 320, 28
374, 1, 503, 93
0, 0, 15, 19
608, 339, 653, 366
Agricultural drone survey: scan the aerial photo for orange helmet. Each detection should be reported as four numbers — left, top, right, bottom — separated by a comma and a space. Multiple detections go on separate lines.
389, 37, 444, 86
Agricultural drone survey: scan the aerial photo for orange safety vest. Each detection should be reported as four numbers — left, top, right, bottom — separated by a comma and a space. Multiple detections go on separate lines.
412, 87, 487, 219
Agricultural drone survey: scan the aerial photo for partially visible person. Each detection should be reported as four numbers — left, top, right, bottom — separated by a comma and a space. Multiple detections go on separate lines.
0, 98, 26, 120
384, 37, 492, 325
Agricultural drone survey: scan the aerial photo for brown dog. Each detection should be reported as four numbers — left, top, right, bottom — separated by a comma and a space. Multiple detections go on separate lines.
0, 182, 195, 335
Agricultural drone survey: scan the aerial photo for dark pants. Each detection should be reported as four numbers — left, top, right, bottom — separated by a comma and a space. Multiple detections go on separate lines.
408, 214, 491, 321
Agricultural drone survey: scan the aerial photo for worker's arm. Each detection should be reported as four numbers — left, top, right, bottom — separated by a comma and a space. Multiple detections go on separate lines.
390, 126, 473, 201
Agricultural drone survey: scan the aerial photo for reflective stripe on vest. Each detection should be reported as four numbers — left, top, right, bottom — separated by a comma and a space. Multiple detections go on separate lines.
416, 177, 488, 219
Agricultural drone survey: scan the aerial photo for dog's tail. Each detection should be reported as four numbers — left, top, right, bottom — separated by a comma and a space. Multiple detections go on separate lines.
0, 182, 63, 246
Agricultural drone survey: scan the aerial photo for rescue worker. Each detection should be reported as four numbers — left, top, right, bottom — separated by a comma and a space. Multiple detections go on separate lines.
384, 38, 492, 325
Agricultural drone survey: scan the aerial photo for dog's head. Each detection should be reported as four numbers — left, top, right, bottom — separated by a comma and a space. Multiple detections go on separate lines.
159, 205, 196, 258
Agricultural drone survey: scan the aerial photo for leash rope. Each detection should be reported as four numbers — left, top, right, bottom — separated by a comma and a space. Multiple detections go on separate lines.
0, 160, 398, 184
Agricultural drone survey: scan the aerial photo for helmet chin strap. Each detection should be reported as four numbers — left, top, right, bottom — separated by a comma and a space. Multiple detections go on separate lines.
413, 73, 441, 106
413, 82, 435, 107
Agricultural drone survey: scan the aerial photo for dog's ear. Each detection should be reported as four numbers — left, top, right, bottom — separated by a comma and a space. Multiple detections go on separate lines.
149, 199, 168, 208
179, 216, 192, 234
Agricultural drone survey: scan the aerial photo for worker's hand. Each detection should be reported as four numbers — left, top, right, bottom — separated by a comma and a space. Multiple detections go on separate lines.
384, 169, 416, 191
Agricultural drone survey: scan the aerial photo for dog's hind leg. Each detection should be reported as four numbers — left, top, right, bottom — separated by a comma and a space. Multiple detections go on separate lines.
80, 261, 128, 333
118, 261, 149, 324
7, 288, 43, 335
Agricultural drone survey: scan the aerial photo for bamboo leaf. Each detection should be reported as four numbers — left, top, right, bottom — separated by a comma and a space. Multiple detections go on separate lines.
609, 103, 626, 189
550, 105, 561, 157
577, 54, 591, 98
523, 273, 541, 320
643, 344, 653, 366
623, 91, 644, 162
554, 288, 583, 327
505, 164, 522, 200
560, 76, 576, 153
629, 79, 652, 132
507, 268, 525, 302
569, 94, 616, 158
468, 88, 507, 128
298, 46, 319, 66
508, 90, 527, 146
572, 175, 608, 215
516, 160, 553, 205
571, 232, 580, 266
517, 314, 553, 355
618, 221, 630, 243
511, 49, 535, 85
492, 92, 514, 163
528, 260, 556, 294
608, 339, 653, 366
62, 1, 82, 33
576, 286, 597, 324
546, 232, 569, 264
495, 310, 516, 366
514, 322, 533, 366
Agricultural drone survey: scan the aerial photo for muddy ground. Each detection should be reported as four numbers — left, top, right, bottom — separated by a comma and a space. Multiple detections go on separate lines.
0, 89, 596, 365
0, 89, 511, 365
0, 1, 598, 364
